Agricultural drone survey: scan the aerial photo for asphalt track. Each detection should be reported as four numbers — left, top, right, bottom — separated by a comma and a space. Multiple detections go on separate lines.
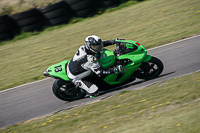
0, 35, 200, 128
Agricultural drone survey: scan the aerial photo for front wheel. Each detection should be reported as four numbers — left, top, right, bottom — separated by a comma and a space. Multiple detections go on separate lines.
134, 56, 164, 79
52, 79, 86, 101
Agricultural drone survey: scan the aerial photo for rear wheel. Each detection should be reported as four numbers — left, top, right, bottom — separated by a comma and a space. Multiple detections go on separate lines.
134, 56, 164, 79
52, 79, 86, 101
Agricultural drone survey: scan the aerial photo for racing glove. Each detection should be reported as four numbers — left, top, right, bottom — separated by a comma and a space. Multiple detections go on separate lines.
114, 65, 123, 73
97, 65, 123, 77
103, 40, 115, 47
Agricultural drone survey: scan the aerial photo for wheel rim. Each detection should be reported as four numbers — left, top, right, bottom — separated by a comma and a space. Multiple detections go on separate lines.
57, 84, 84, 100
135, 62, 160, 79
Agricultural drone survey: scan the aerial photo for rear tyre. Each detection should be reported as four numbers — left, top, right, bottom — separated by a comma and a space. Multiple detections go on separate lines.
134, 56, 164, 79
52, 79, 86, 101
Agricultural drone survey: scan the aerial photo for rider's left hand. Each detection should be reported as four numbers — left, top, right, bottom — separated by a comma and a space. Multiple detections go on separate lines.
114, 65, 123, 73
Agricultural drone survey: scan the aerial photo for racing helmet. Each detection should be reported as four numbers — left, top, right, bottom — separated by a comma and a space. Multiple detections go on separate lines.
85, 35, 103, 53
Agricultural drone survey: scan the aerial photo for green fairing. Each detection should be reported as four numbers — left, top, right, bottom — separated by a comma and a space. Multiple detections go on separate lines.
143, 55, 152, 62
97, 40, 151, 85
46, 60, 70, 81
97, 49, 116, 69
44, 39, 164, 101
45, 40, 152, 85
104, 63, 141, 85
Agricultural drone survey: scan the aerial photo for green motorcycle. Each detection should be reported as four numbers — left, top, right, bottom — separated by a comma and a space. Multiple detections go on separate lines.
43, 39, 164, 101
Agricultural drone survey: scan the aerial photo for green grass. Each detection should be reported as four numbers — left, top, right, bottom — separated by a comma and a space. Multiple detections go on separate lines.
0, 0, 200, 91
0, 0, 141, 45
1, 71, 200, 133
0, 0, 140, 15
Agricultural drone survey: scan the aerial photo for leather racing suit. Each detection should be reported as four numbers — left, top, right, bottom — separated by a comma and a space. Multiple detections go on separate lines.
67, 41, 117, 96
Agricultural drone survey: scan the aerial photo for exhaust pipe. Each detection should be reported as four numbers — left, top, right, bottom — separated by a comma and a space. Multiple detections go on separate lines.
43, 71, 49, 76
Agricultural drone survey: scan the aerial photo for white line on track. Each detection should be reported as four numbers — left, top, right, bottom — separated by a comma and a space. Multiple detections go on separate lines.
0, 78, 50, 93
1, 35, 200, 93
148, 35, 200, 51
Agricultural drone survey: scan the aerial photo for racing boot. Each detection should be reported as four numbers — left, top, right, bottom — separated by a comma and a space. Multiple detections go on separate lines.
74, 79, 100, 98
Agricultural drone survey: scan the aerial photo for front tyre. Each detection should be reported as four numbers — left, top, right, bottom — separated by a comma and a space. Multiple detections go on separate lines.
134, 56, 164, 79
52, 79, 86, 101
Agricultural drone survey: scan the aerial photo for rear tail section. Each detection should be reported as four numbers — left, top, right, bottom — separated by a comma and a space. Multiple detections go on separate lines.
43, 60, 70, 81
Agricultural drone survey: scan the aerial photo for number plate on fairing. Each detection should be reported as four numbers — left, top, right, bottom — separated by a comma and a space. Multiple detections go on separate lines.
46, 60, 70, 81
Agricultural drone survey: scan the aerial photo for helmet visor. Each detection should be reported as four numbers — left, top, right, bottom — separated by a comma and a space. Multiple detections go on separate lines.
90, 44, 103, 53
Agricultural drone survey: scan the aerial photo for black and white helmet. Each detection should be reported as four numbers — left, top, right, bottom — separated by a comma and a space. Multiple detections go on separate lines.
85, 35, 103, 53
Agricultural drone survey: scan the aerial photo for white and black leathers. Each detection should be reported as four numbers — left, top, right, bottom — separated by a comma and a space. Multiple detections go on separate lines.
67, 45, 101, 81
67, 41, 116, 95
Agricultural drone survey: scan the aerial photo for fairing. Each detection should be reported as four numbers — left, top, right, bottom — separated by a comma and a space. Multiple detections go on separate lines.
45, 60, 70, 81
44, 40, 152, 85
97, 49, 116, 69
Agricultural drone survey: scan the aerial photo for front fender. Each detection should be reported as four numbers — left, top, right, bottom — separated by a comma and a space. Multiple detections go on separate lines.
143, 55, 152, 62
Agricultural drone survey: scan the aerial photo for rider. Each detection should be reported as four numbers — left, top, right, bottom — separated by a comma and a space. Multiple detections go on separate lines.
67, 35, 122, 97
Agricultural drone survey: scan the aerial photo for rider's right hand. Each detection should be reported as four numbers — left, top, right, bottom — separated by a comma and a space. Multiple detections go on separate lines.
113, 38, 119, 44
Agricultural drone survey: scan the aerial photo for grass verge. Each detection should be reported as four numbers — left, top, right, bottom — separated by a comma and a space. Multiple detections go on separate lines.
0, 0, 142, 45
0, 0, 200, 91
1, 71, 200, 133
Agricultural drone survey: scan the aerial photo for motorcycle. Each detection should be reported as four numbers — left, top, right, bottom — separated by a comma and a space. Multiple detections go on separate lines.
43, 39, 164, 101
